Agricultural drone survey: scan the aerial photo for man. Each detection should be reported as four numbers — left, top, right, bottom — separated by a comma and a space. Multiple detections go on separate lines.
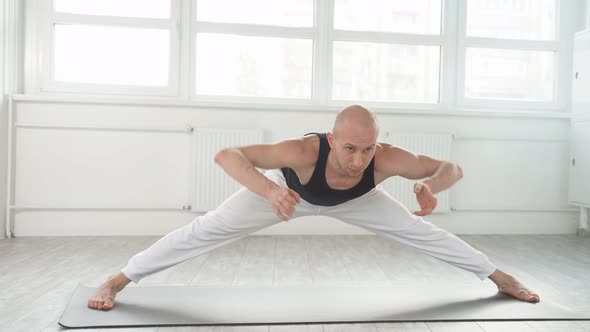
88, 105, 540, 311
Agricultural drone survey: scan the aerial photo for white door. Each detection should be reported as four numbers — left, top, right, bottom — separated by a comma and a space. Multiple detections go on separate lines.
568, 30, 590, 208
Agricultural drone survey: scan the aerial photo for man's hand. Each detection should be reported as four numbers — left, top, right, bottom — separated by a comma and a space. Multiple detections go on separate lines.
413, 182, 437, 216
266, 188, 301, 221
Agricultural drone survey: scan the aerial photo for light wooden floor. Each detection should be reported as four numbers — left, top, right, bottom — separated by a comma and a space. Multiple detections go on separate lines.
1, 234, 589, 332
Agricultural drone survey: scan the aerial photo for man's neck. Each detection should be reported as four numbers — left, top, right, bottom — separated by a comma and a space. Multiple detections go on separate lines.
325, 150, 361, 180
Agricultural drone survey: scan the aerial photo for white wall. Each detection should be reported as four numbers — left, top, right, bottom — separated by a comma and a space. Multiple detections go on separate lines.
5, 2, 585, 238
7, 98, 578, 236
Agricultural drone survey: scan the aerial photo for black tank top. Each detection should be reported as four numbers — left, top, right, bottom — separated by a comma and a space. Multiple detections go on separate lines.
280, 133, 376, 206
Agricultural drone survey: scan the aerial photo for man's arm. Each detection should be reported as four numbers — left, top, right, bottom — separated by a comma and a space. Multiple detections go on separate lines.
214, 139, 307, 198
422, 160, 464, 195
376, 144, 463, 216
214, 138, 311, 221
376, 143, 463, 194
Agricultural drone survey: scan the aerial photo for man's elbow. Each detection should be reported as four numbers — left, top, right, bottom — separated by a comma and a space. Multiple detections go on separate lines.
214, 148, 232, 165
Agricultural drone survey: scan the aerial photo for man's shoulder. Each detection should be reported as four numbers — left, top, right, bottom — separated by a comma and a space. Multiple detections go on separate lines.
375, 142, 407, 157
374, 142, 405, 173
279, 135, 319, 169
299, 134, 321, 165
374, 142, 430, 179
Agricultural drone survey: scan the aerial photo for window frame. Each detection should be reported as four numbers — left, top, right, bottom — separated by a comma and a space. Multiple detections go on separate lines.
455, 0, 575, 111
189, 0, 318, 104
35, 0, 181, 97
329, 0, 447, 108
23, 0, 578, 113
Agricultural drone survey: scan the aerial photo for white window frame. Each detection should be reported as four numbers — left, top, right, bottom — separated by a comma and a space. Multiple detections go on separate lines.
328, 0, 451, 110
189, 0, 454, 110
22, 0, 579, 113
455, 0, 576, 111
189, 0, 318, 106
32, 0, 181, 97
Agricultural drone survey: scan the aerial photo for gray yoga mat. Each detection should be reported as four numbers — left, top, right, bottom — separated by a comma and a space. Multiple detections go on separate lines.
59, 283, 587, 328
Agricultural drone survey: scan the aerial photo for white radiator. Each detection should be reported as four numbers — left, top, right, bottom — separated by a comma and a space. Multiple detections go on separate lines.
379, 132, 454, 213
191, 128, 264, 212
191, 129, 453, 214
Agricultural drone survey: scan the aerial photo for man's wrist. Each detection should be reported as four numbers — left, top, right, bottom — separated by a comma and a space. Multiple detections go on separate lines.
421, 179, 441, 195
421, 179, 434, 189
261, 181, 279, 200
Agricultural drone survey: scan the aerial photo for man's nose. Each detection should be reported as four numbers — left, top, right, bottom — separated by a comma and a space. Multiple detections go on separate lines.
353, 155, 363, 168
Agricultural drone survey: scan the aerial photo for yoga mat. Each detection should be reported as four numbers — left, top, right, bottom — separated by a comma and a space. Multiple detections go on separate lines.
59, 283, 587, 328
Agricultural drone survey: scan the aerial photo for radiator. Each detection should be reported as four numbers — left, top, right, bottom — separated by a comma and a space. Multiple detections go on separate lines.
191, 129, 453, 214
191, 128, 264, 212
379, 132, 453, 213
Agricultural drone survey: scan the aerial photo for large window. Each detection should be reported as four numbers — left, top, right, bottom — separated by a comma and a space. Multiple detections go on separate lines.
193, 0, 314, 99
459, 0, 561, 108
29, 0, 575, 111
332, 0, 442, 104
42, 0, 178, 95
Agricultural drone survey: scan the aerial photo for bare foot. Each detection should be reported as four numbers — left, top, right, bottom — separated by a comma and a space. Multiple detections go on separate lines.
87, 272, 131, 311
488, 269, 540, 303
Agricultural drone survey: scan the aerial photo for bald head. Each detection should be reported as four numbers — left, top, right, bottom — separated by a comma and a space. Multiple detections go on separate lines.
327, 105, 379, 177
332, 105, 379, 137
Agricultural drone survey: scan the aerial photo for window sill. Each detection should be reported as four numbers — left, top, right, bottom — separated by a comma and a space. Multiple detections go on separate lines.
11, 93, 573, 120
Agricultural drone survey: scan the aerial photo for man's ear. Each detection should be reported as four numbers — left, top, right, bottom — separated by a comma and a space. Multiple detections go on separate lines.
326, 132, 334, 148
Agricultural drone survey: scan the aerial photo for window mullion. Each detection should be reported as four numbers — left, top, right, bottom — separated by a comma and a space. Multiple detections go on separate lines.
190, 0, 198, 100
440, 0, 458, 110
455, 0, 468, 108
556, 0, 576, 111
464, 37, 559, 51
51, 12, 172, 29
333, 30, 442, 45
312, 0, 334, 104
25, 0, 49, 93
167, 0, 182, 98
194, 22, 314, 39
178, 0, 191, 99
40, 0, 55, 93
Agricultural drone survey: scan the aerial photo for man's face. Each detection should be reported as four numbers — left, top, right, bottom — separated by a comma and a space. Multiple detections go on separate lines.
328, 126, 378, 177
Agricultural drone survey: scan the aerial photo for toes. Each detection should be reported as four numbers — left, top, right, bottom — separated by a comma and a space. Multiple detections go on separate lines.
517, 289, 540, 302
517, 290, 530, 300
103, 298, 114, 309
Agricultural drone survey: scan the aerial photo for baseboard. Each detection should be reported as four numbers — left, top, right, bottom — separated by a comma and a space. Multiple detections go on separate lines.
12, 210, 580, 236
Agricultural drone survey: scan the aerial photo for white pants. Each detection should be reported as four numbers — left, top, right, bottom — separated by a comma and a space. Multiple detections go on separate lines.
121, 169, 497, 283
